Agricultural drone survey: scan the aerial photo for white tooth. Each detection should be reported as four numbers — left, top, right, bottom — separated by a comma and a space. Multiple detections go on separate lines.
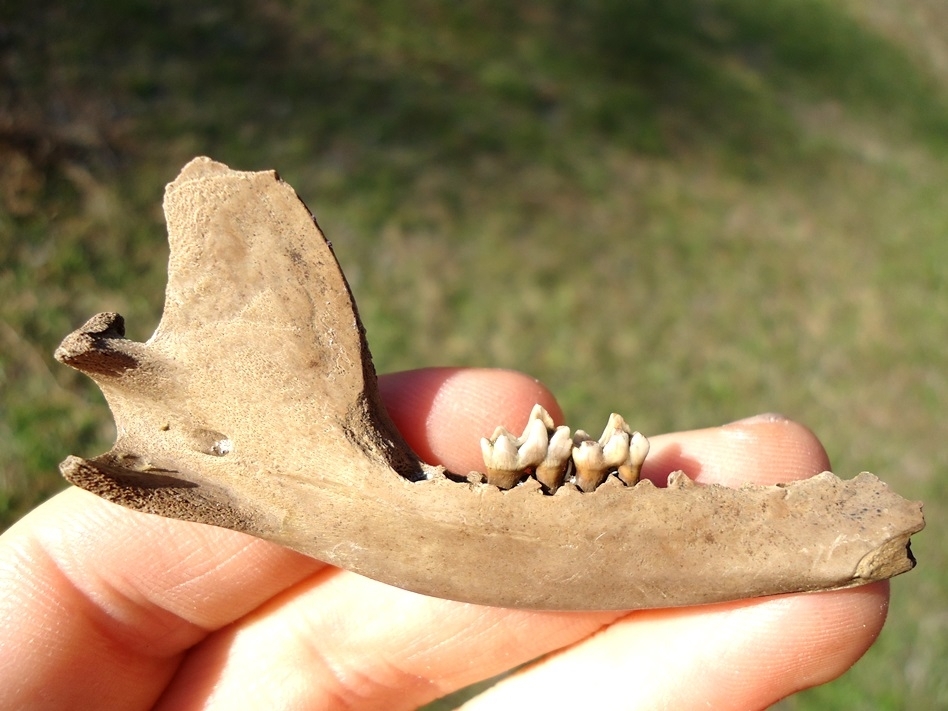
573, 439, 605, 467
572, 439, 608, 492
617, 431, 650, 485
491, 434, 520, 470
482, 432, 523, 489
517, 417, 549, 468
481, 411, 648, 492
535, 425, 572, 492
630, 431, 649, 466
546, 426, 573, 461
601, 430, 631, 468
480, 436, 493, 466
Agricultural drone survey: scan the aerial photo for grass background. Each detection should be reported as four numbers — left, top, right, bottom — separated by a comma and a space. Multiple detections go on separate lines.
2, 0, 946, 707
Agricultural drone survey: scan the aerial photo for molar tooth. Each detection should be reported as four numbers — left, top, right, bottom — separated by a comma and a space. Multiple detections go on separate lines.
535, 425, 572, 492
572, 439, 609, 492
480, 432, 523, 489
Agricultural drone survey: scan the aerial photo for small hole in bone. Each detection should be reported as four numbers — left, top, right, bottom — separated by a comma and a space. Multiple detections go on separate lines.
187, 427, 234, 457
211, 438, 233, 456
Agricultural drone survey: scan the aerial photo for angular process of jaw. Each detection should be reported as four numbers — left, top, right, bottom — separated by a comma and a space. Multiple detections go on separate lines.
55, 157, 924, 611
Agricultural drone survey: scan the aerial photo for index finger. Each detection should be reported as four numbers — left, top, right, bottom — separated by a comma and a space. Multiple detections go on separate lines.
644, 412, 832, 487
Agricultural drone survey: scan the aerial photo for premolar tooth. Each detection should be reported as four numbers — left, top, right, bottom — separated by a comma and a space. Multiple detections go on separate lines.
598, 413, 649, 486
517, 417, 550, 468
601, 429, 631, 468
480, 431, 523, 489
535, 426, 572, 492
481, 416, 551, 490
598, 412, 631, 445
572, 439, 609, 492
618, 431, 650, 485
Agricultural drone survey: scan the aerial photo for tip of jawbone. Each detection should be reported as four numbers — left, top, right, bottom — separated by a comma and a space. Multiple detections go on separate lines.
855, 531, 919, 583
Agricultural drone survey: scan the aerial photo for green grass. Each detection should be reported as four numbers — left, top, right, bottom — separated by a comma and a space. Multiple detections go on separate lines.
2, 1, 947, 707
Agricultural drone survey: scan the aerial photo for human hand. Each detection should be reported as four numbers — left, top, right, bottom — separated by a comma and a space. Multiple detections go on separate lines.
0, 368, 888, 710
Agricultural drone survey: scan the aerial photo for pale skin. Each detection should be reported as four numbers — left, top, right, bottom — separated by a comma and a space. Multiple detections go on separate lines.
0, 368, 888, 710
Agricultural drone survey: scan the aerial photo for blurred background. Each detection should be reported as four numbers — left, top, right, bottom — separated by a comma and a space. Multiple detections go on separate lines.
1, 1, 945, 707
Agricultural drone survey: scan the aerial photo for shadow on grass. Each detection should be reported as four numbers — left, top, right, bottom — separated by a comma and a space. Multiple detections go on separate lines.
7, 0, 948, 191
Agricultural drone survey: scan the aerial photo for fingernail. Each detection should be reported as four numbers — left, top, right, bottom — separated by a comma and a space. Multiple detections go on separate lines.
726, 412, 790, 426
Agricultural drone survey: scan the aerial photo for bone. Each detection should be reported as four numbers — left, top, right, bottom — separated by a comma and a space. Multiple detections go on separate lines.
53, 157, 925, 611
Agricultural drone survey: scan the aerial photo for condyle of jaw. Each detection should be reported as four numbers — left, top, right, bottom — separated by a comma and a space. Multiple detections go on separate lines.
54, 157, 925, 611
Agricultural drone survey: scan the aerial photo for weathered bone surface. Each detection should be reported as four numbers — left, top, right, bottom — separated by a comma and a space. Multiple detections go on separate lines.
55, 157, 925, 610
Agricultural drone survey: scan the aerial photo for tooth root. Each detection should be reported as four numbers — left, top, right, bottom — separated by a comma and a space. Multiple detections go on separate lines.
486, 467, 525, 489
535, 426, 572, 492
534, 464, 562, 492
572, 439, 609, 492
616, 464, 638, 486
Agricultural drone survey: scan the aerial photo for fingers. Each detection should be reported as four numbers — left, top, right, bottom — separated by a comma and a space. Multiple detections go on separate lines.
379, 368, 829, 488
0, 367, 562, 710
153, 572, 620, 711
152, 410, 850, 710
0, 490, 321, 710
378, 367, 564, 472
459, 584, 889, 711
0, 365, 863, 711
644, 413, 832, 487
